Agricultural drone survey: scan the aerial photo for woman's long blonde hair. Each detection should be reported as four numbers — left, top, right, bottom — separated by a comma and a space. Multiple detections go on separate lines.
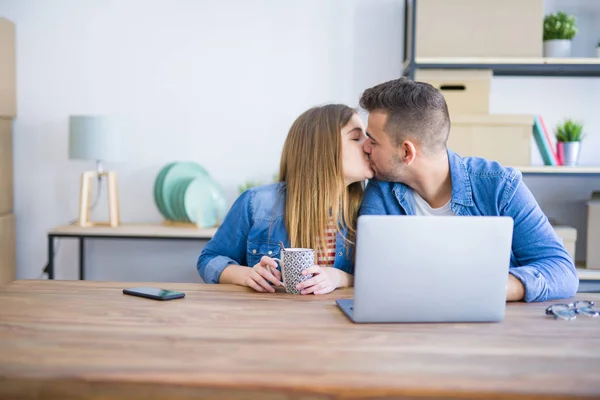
279, 104, 364, 257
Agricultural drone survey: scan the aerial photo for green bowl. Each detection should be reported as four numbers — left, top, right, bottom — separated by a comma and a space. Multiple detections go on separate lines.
160, 162, 209, 221
183, 175, 227, 228
154, 162, 175, 219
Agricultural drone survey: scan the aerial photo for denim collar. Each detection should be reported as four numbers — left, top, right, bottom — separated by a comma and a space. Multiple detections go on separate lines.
447, 148, 474, 207
391, 148, 474, 211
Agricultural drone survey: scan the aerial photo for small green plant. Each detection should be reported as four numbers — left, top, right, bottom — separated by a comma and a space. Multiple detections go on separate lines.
238, 173, 280, 194
543, 11, 577, 41
556, 119, 584, 142
238, 180, 262, 194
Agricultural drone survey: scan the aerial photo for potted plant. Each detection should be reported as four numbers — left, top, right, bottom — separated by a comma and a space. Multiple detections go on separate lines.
556, 119, 584, 166
238, 174, 278, 194
543, 11, 577, 58
238, 180, 262, 194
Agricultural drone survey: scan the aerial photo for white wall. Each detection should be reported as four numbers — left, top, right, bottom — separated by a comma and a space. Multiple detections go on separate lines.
0, 0, 598, 282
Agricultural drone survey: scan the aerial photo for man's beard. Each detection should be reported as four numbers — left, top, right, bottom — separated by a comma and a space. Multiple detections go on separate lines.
373, 155, 405, 182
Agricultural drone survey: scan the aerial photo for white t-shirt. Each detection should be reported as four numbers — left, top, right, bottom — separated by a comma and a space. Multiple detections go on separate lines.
412, 190, 454, 216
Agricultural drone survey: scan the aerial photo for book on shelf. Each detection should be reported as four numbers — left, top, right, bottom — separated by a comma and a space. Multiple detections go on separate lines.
532, 115, 558, 166
538, 116, 561, 166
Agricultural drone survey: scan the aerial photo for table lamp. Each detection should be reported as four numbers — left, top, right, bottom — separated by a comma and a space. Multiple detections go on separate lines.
69, 115, 122, 227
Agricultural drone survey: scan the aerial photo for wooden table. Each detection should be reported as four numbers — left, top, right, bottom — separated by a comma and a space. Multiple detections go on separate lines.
1, 281, 599, 399
47, 223, 217, 280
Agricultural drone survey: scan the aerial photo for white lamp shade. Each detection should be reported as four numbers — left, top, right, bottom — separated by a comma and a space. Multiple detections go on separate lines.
69, 115, 123, 161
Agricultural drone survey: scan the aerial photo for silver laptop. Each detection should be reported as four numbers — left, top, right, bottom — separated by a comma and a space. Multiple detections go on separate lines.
337, 215, 513, 323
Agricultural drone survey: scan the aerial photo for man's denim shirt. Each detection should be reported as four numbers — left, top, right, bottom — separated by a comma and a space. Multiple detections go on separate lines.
197, 183, 354, 284
359, 149, 578, 303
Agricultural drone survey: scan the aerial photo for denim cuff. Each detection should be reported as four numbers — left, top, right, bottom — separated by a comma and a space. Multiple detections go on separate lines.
509, 266, 548, 302
204, 255, 238, 284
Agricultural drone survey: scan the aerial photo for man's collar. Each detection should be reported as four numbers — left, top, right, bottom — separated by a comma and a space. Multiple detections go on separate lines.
447, 148, 474, 207
390, 148, 474, 208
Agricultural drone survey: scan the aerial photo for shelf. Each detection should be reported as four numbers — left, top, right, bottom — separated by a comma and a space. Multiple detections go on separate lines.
404, 57, 600, 78
511, 166, 600, 175
578, 268, 600, 293
577, 268, 600, 281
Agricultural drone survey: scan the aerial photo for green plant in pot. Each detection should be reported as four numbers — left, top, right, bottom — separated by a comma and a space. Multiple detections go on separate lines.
556, 119, 584, 166
238, 180, 262, 194
543, 11, 577, 58
238, 173, 279, 194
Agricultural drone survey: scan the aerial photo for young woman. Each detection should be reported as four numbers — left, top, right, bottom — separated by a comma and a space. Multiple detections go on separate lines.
197, 104, 373, 294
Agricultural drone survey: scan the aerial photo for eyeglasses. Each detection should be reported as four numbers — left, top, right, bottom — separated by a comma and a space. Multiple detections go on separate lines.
545, 300, 599, 320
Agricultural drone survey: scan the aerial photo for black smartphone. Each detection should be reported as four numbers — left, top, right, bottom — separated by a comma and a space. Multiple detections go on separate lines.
123, 287, 185, 301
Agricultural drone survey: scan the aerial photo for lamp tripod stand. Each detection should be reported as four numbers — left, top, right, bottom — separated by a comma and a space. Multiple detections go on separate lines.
77, 160, 120, 227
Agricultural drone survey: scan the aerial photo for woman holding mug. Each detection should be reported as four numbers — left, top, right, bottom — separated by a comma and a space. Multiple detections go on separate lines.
196, 104, 373, 295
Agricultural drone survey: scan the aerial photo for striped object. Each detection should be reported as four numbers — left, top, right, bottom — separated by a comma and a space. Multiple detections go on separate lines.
316, 220, 336, 267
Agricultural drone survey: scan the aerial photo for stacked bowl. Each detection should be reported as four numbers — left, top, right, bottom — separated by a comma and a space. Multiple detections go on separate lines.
154, 162, 227, 228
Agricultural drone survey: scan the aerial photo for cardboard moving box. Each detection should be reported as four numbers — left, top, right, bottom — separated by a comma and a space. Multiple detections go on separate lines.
0, 213, 16, 286
587, 192, 600, 269
448, 114, 533, 166
415, 69, 491, 115
413, 0, 543, 58
0, 18, 16, 286
0, 17, 16, 117
0, 118, 13, 215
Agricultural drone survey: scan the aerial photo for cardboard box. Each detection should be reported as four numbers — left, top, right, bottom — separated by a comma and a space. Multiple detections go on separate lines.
0, 213, 16, 286
448, 114, 533, 166
0, 118, 13, 215
0, 17, 16, 117
415, 69, 491, 115
553, 225, 577, 262
412, 0, 543, 58
587, 192, 600, 269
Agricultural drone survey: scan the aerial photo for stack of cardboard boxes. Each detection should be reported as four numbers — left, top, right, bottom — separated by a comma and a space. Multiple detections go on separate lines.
588, 193, 600, 269
0, 17, 16, 285
410, 0, 545, 166
412, 0, 543, 60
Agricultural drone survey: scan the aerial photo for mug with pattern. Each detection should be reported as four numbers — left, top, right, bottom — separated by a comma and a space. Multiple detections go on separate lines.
273, 248, 314, 294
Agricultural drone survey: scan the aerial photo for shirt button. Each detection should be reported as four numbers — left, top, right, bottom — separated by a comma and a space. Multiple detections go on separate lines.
338, 252, 342, 256
268, 251, 272, 255
252, 249, 257, 254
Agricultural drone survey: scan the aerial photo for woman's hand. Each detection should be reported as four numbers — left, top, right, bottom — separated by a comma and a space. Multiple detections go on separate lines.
296, 265, 340, 295
244, 256, 283, 293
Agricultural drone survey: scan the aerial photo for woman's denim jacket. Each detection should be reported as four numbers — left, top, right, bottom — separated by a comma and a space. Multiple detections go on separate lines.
197, 183, 354, 283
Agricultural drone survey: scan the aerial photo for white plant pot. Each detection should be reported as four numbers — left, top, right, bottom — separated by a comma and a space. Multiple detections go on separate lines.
543, 39, 572, 58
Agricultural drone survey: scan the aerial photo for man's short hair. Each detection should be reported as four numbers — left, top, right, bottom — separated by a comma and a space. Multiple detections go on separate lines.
359, 77, 450, 153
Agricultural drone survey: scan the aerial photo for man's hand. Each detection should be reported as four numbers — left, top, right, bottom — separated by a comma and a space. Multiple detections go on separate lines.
295, 265, 340, 295
506, 273, 525, 301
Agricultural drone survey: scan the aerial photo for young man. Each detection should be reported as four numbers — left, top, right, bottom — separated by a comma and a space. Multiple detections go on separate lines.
358, 77, 578, 303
